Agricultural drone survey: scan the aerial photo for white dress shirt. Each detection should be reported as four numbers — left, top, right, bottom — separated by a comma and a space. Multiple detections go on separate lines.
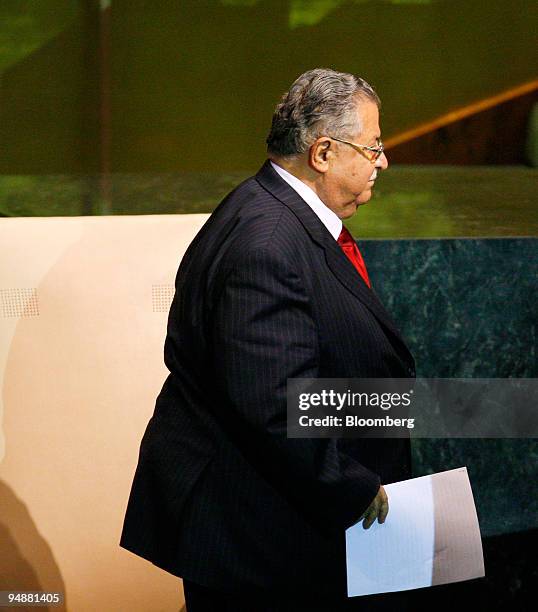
270, 161, 342, 241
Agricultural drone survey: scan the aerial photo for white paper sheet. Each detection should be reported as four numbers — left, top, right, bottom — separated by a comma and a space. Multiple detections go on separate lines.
346, 467, 484, 597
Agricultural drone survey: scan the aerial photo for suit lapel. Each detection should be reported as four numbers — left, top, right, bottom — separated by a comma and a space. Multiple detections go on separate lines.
255, 160, 408, 347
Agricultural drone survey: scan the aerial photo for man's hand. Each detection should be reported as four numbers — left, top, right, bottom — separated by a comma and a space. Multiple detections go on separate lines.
360, 485, 389, 529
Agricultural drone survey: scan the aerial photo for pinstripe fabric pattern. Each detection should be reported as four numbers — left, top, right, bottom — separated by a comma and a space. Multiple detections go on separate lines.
120, 160, 416, 598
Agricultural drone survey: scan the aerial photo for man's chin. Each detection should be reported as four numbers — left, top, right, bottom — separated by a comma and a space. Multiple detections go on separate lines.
356, 191, 372, 207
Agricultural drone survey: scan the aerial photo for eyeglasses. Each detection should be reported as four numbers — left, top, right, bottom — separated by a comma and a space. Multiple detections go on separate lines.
329, 136, 385, 163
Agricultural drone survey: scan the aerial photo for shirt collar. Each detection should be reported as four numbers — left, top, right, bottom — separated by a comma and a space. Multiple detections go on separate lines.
270, 161, 342, 241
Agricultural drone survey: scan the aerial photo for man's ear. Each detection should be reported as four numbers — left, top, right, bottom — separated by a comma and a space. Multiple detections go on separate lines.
309, 137, 333, 173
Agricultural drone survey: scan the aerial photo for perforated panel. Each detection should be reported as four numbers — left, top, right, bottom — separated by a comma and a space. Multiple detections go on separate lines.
1, 288, 39, 318
151, 284, 175, 313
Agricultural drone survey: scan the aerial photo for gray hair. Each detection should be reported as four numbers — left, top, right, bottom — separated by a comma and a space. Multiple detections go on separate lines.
266, 68, 380, 157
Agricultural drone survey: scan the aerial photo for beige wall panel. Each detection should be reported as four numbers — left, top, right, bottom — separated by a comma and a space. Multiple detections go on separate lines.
0, 214, 209, 611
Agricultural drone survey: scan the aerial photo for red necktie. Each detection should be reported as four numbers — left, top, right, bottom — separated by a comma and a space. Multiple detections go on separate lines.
337, 226, 371, 288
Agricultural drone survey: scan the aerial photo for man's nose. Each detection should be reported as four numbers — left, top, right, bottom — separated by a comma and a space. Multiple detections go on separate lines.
376, 151, 389, 171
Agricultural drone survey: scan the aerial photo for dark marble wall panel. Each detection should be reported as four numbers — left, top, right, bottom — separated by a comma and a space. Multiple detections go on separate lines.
363, 238, 536, 379
362, 237, 537, 607
361, 237, 537, 536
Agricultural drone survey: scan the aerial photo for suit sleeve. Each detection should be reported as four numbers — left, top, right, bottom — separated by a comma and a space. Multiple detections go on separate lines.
212, 246, 381, 533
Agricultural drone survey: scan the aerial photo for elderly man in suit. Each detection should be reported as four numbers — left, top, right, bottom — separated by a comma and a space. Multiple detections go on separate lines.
121, 68, 415, 611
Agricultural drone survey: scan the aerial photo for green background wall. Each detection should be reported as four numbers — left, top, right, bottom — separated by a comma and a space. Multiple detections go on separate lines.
1, 0, 537, 174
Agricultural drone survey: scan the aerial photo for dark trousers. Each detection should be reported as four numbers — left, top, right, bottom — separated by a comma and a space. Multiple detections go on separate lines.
183, 579, 410, 612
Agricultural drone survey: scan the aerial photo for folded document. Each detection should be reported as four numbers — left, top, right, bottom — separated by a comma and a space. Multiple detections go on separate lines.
346, 467, 484, 597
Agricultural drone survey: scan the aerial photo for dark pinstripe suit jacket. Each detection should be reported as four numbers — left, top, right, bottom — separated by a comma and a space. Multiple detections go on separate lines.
120, 160, 416, 597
